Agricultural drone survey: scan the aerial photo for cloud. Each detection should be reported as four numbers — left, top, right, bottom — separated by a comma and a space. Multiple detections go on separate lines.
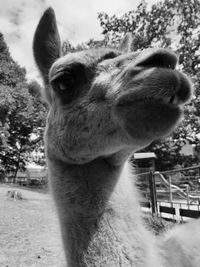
0, 0, 47, 81
46, 0, 140, 44
0, 0, 157, 82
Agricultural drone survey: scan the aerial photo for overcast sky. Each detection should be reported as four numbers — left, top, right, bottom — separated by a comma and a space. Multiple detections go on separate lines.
0, 0, 157, 81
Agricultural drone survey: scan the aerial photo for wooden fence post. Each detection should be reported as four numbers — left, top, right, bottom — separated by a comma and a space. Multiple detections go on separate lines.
149, 171, 157, 215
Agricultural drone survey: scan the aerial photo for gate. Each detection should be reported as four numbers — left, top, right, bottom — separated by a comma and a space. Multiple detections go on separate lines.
138, 165, 200, 222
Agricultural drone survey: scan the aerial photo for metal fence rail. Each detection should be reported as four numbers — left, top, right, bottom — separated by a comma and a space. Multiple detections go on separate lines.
137, 165, 200, 222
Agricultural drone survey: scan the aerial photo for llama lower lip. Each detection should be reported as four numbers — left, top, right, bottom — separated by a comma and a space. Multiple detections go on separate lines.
119, 101, 182, 140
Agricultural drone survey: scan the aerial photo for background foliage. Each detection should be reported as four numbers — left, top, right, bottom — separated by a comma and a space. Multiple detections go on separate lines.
0, 33, 47, 179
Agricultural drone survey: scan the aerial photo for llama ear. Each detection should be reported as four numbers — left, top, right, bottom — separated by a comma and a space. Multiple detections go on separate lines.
33, 7, 61, 84
119, 33, 134, 53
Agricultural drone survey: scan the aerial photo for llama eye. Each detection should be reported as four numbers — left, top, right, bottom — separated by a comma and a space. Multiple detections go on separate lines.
50, 62, 87, 104
56, 75, 75, 91
58, 82, 66, 91
52, 74, 75, 92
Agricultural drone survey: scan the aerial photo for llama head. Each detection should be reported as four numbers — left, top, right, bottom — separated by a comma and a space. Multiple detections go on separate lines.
33, 8, 192, 165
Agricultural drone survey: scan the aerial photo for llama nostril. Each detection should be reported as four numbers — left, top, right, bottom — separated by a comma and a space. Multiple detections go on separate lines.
136, 49, 178, 69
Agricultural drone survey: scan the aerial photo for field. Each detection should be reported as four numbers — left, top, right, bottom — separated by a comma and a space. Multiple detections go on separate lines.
0, 184, 66, 267
0, 184, 174, 267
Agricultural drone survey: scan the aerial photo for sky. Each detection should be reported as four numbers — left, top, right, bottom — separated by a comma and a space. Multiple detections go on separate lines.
0, 0, 158, 82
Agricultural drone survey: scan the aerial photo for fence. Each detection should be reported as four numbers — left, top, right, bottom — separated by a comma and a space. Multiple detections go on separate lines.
137, 165, 200, 222
4, 167, 48, 187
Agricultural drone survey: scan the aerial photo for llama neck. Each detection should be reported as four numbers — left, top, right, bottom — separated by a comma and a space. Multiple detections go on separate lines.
48, 157, 159, 267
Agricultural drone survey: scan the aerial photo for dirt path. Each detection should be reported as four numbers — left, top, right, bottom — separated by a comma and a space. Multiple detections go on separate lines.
0, 185, 66, 267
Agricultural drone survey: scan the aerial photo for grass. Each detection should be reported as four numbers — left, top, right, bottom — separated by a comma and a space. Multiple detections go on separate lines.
0, 184, 65, 267
0, 183, 176, 267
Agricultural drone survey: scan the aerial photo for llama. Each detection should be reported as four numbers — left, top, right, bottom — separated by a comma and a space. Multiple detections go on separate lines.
33, 8, 200, 267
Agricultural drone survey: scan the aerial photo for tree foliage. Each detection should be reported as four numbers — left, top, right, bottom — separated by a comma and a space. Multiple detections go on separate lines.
62, 38, 107, 54
27, 80, 47, 166
0, 33, 47, 178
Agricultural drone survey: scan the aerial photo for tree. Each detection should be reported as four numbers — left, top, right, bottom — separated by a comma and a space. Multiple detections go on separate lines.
62, 38, 107, 54
0, 33, 47, 179
97, 0, 200, 170
27, 80, 47, 166
0, 82, 34, 178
